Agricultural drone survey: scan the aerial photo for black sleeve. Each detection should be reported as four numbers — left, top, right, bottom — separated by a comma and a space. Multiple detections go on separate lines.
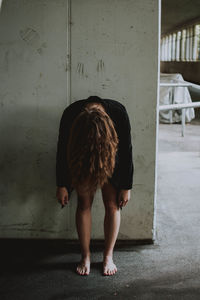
56, 107, 73, 193
118, 106, 134, 190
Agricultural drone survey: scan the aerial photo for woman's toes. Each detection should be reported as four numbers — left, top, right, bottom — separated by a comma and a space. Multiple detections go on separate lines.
76, 259, 90, 275
103, 263, 117, 275
77, 265, 83, 275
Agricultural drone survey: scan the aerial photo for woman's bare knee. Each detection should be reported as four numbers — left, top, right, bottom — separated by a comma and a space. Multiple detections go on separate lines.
77, 199, 93, 211
101, 181, 119, 212
77, 191, 94, 211
104, 201, 119, 213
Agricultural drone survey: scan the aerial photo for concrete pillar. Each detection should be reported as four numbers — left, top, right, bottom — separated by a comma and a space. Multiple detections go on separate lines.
0, 0, 160, 241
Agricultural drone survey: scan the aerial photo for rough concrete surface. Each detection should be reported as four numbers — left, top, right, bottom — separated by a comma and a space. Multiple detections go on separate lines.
0, 119, 200, 299
0, 0, 159, 240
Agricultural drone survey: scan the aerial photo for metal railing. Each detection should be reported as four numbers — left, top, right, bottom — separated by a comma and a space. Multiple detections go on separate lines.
159, 82, 200, 136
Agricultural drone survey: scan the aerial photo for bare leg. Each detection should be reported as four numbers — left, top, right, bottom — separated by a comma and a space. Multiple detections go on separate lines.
75, 189, 95, 275
101, 181, 120, 275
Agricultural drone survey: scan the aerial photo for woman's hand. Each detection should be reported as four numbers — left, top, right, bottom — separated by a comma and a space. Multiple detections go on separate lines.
118, 189, 131, 208
56, 187, 69, 207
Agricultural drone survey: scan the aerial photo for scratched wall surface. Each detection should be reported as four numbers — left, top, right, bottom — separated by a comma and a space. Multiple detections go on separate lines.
0, 0, 160, 240
0, 0, 70, 238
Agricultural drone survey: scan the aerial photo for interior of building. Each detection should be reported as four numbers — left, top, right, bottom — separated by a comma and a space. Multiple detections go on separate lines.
0, 0, 199, 299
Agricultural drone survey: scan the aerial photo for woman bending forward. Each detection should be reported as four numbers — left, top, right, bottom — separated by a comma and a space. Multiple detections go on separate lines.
56, 95, 134, 276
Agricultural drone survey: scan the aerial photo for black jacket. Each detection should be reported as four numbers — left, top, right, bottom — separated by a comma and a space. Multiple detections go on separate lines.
56, 96, 134, 197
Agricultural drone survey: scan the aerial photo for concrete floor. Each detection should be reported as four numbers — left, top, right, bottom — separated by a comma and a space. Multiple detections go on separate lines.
1, 119, 200, 300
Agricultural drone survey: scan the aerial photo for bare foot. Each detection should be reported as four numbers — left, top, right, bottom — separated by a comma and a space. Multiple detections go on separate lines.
103, 256, 117, 276
76, 256, 91, 275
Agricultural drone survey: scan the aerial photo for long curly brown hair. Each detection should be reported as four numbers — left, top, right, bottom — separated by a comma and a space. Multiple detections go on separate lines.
66, 107, 119, 193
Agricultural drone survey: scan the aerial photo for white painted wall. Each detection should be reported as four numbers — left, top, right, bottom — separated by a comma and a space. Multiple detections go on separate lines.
0, 0, 160, 240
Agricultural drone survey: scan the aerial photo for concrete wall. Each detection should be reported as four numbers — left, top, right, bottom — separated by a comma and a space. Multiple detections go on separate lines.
0, 0, 160, 240
0, 0, 70, 238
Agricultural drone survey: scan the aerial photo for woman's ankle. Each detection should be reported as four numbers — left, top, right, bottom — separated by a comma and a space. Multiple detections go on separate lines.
103, 252, 113, 261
